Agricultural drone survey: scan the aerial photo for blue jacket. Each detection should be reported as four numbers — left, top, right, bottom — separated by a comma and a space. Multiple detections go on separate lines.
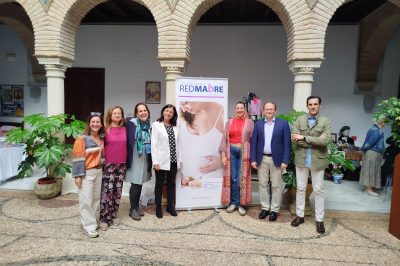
361, 124, 385, 154
125, 117, 137, 169
250, 117, 291, 167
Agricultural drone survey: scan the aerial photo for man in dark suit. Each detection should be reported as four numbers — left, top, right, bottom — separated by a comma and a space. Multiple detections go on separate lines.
250, 102, 291, 221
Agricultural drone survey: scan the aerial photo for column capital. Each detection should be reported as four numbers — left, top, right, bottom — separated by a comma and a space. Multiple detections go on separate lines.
159, 58, 188, 75
37, 57, 73, 79
289, 60, 322, 83
288, 60, 322, 74
36, 57, 73, 69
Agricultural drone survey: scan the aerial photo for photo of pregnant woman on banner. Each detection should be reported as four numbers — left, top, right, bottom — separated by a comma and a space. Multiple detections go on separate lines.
175, 77, 228, 209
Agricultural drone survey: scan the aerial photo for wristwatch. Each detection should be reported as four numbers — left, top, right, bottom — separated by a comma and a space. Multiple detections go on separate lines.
304, 136, 307, 142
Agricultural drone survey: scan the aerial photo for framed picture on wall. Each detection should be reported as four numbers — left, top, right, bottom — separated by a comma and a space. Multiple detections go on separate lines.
3, 88, 14, 104
13, 86, 23, 100
145, 81, 161, 104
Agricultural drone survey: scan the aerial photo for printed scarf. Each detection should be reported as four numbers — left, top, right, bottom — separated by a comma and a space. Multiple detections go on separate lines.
135, 118, 151, 157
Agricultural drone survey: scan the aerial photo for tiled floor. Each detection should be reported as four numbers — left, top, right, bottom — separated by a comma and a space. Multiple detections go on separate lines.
1, 172, 392, 213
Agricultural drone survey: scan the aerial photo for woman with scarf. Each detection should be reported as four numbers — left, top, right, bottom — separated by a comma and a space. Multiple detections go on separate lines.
220, 101, 254, 216
126, 103, 152, 221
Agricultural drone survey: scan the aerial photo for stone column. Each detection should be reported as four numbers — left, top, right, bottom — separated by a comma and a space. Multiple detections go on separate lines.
37, 58, 72, 116
160, 59, 187, 105
289, 61, 322, 112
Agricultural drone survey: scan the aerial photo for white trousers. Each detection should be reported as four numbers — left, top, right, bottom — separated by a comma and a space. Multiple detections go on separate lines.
258, 156, 283, 212
79, 168, 102, 232
295, 166, 325, 222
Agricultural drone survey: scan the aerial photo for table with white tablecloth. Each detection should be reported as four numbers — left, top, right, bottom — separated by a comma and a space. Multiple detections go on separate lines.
0, 143, 26, 182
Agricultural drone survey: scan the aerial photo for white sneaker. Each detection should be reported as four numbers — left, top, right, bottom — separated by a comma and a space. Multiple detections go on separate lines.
85, 230, 99, 238
226, 204, 237, 213
366, 190, 379, 197
238, 206, 246, 216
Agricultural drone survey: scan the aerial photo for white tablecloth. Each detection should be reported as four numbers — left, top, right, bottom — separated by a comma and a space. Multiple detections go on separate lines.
0, 144, 26, 182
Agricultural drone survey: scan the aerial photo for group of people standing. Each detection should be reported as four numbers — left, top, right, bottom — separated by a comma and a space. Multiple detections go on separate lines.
222, 95, 331, 234
72, 103, 179, 238
72, 94, 384, 238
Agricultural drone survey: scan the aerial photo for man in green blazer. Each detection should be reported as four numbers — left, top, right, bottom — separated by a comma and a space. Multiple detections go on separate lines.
290, 95, 331, 234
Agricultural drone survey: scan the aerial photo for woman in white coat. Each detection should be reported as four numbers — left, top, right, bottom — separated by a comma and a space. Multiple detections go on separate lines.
151, 104, 180, 218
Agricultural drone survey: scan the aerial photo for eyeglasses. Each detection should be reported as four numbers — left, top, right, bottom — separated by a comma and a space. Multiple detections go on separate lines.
91, 112, 102, 116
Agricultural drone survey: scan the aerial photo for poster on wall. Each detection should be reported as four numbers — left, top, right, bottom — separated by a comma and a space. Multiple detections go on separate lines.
175, 77, 228, 210
0, 85, 24, 117
145, 81, 161, 104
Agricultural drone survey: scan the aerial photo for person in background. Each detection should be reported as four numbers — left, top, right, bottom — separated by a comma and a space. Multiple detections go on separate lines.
151, 104, 180, 218
125, 103, 152, 221
250, 101, 291, 221
359, 120, 385, 196
291, 95, 331, 234
100, 106, 127, 231
73, 113, 104, 238
220, 101, 254, 216
337, 126, 354, 149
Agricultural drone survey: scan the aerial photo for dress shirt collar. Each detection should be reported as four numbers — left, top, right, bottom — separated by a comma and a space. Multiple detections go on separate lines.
264, 116, 275, 124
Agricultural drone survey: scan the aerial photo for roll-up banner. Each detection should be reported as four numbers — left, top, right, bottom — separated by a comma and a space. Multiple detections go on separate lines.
175, 77, 228, 209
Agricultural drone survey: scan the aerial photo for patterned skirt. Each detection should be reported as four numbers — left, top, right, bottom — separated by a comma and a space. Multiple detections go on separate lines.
359, 150, 382, 188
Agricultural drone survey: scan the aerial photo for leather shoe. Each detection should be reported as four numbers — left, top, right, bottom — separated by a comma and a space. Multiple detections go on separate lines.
316, 221, 325, 234
258, 209, 269, 219
290, 216, 304, 227
269, 211, 278, 221
129, 209, 141, 221
166, 206, 178, 217
156, 205, 163, 219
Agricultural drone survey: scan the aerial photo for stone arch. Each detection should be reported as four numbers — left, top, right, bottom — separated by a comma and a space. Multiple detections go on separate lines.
35, 0, 170, 61
168, 0, 305, 63
356, 2, 400, 92
311, 0, 400, 61
0, 2, 45, 81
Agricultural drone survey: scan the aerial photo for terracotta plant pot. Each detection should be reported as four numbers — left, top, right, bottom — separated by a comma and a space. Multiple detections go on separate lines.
34, 177, 62, 199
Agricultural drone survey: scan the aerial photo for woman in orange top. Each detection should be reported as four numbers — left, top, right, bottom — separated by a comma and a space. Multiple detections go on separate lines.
73, 113, 104, 238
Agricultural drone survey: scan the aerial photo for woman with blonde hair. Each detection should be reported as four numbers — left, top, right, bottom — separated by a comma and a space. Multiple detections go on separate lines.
100, 105, 127, 231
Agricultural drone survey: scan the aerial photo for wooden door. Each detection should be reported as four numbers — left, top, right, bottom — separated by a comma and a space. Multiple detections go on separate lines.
65, 68, 105, 143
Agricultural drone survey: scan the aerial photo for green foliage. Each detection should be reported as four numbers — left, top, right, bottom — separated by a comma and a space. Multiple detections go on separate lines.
282, 170, 296, 189
374, 97, 400, 146
328, 141, 355, 175
277, 110, 306, 127
6, 113, 85, 178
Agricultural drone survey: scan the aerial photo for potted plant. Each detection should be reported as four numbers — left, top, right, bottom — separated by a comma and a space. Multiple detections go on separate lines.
374, 97, 400, 146
328, 141, 355, 184
6, 113, 85, 199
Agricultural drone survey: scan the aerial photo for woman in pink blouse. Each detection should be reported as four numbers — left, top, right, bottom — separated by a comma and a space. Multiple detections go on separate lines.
99, 105, 127, 231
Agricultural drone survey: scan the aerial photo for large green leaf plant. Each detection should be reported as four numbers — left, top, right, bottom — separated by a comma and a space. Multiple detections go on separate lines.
6, 113, 85, 178
374, 97, 400, 147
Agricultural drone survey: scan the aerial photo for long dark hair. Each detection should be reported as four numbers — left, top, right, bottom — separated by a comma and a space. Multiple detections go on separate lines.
157, 104, 177, 126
